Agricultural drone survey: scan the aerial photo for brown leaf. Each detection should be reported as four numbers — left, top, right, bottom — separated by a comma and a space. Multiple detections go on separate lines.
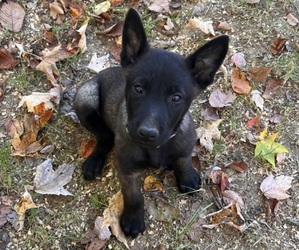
0, 1, 25, 32
144, 176, 165, 191
49, 1, 64, 19
68, 1, 86, 19
225, 161, 248, 173
262, 78, 283, 99
213, 21, 232, 31
204, 202, 247, 232
98, 22, 124, 37
101, 191, 129, 249
249, 66, 272, 82
222, 190, 245, 209
192, 156, 201, 173
33, 102, 54, 128
205, 166, 222, 184
270, 37, 286, 55
80, 139, 96, 158
220, 172, 230, 194
14, 190, 41, 230
266, 198, 279, 222
4, 118, 24, 138
0, 78, 6, 101
0, 48, 19, 69
109, 44, 121, 61
43, 25, 57, 44
110, 0, 125, 6
231, 67, 251, 94
246, 114, 261, 131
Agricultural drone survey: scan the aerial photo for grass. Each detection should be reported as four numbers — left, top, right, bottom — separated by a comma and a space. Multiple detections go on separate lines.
0, 142, 13, 189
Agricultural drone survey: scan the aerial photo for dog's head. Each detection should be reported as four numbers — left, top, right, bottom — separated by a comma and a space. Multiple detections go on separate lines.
121, 9, 229, 148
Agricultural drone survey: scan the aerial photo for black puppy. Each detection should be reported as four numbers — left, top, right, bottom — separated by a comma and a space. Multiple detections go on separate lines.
74, 8, 229, 238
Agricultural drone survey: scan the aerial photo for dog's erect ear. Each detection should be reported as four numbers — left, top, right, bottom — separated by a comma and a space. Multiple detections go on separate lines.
185, 36, 229, 89
120, 8, 149, 67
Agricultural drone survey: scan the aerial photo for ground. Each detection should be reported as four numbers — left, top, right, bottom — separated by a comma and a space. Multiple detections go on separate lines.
0, 0, 298, 249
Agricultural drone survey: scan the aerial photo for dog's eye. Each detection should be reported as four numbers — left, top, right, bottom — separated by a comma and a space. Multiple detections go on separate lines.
172, 94, 182, 102
134, 85, 143, 94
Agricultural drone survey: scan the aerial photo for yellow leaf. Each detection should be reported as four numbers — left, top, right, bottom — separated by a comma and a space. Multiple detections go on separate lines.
94, 1, 111, 15
259, 127, 268, 140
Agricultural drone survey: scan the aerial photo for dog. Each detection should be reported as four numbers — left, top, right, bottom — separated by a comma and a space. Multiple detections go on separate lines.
74, 8, 229, 238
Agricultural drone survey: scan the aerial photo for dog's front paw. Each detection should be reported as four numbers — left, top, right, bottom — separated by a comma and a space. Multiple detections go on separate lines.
176, 168, 201, 193
120, 211, 145, 238
82, 155, 104, 181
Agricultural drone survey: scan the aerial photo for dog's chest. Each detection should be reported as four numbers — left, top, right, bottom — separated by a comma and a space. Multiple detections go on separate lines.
144, 147, 175, 170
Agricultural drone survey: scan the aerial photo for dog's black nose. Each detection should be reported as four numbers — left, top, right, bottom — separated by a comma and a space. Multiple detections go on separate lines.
138, 126, 159, 140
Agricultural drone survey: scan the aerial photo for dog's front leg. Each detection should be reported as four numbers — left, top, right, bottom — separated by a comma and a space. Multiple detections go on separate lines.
117, 168, 145, 238
172, 156, 201, 194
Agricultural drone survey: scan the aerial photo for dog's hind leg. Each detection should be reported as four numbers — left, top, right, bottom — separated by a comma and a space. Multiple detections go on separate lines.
74, 79, 114, 180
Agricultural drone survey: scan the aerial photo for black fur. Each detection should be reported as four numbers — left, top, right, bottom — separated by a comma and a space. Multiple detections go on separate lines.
74, 8, 229, 238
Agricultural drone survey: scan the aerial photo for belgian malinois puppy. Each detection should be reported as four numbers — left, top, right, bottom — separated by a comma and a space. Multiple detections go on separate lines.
74, 8, 229, 237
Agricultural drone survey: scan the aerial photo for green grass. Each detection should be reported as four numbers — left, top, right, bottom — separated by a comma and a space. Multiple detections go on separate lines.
0, 142, 13, 189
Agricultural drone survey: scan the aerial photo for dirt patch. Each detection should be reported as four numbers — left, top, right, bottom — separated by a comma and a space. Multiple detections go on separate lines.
0, 0, 298, 250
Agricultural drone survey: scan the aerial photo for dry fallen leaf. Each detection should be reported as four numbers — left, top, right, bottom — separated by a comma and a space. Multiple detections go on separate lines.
286, 13, 299, 26
262, 78, 283, 99
196, 119, 222, 152
225, 161, 248, 173
203, 202, 247, 232
70, 17, 90, 54
14, 190, 41, 231
101, 191, 129, 249
86, 54, 110, 73
149, 0, 170, 13
231, 52, 246, 69
222, 190, 245, 210
270, 37, 286, 55
0, 48, 19, 69
251, 90, 264, 110
231, 67, 251, 94
4, 118, 24, 138
18, 92, 55, 112
209, 88, 236, 108
0, 1, 25, 32
80, 138, 96, 158
94, 1, 111, 15
201, 107, 219, 121
204, 166, 222, 184
98, 22, 123, 37
249, 66, 272, 82
246, 114, 261, 131
33, 159, 75, 196
260, 175, 293, 200
185, 17, 215, 35
36, 44, 71, 86
143, 176, 165, 191
213, 21, 232, 31
109, 44, 122, 61
265, 198, 279, 222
